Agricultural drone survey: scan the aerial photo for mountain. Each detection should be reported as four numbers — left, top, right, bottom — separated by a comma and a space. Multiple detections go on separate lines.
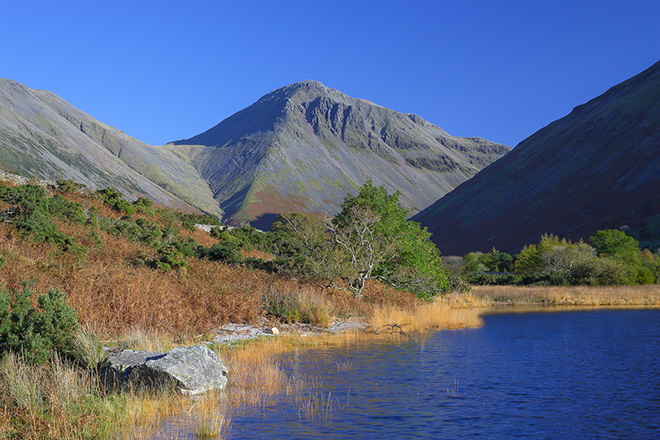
0, 78, 221, 216
413, 61, 660, 255
170, 80, 510, 227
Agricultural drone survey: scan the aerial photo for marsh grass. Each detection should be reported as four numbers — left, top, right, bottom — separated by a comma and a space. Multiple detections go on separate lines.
471, 284, 660, 306
368, 298, 483, 333
296, 391, 338, 421
0, 352, 112, 440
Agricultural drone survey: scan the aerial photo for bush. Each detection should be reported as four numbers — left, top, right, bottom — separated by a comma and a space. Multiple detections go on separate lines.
199, 244, 241, 264
466, 273, 523, 285
55, 179, 86, 194
97, 187, 136, 215
178, 213, 223, 231
262, 290, 332, 326
571, 258, 636, 286
0, 184, 86, 255
0, 284, 80, 365
132, 197, 154, 215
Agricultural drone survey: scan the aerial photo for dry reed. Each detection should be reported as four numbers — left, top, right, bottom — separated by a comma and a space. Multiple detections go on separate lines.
368, 298, 483, 333
471, 284, 660, 307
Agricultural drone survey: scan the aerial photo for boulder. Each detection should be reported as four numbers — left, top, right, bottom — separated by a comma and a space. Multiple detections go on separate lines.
101, 345, 228, 395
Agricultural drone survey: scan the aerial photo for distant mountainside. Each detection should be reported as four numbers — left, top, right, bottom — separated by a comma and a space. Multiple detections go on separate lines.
170, 80, 510, 227
0, 78, 220, 216
0, 78, 508, 227
413, 61, 660, 255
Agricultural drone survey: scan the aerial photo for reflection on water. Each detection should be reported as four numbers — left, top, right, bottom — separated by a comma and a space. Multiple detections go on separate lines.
164, 309, 660, 439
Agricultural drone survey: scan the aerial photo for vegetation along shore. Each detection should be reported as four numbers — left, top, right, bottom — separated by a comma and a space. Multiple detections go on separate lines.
0, 176, 658, 439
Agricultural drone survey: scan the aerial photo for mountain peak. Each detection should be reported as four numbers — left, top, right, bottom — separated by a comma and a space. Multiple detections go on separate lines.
172, 82, 510, 227
254, 80, 356, 108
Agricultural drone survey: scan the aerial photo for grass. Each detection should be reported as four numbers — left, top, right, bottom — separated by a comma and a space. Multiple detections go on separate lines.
470, 284, 660, 306
368, 298, 484, 333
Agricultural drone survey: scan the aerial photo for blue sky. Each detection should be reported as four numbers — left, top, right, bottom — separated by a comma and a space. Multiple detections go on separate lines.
2, 0, 658, 147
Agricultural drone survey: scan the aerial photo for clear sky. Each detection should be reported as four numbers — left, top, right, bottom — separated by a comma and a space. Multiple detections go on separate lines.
2, 0, 658, 148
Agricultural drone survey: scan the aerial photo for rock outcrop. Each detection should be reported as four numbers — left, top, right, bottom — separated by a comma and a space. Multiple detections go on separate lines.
101, 345, 228, 395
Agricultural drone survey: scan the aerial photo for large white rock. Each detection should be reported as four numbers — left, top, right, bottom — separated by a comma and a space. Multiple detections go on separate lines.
102, 345, 228, 395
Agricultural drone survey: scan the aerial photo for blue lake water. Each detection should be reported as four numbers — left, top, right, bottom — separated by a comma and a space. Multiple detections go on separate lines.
169, 308, 660, 439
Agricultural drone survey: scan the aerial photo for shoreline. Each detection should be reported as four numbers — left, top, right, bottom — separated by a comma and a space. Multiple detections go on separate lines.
2, 285, 660, 439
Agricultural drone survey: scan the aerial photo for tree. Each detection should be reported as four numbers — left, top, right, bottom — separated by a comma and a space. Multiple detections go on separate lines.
328, 181, 448, 298
588, 229, 640, 264
271, 213, 347, 285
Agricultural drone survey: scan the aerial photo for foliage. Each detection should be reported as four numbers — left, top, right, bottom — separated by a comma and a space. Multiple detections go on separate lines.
198, 244, 241, 264
588, 229, 641, 263
98, 187, 136, 215
0, 184, 86, 255
55, 179, 86, 194
270, 213, 347, 285
178, 212, 223, 231
461, 249, 514, 277
491, 230, 660, 286
132, 196, 154, 215
0, 283, 80, 365
328, 181, 448, 298
152, 236, 199, 272
466, 273, 524, 286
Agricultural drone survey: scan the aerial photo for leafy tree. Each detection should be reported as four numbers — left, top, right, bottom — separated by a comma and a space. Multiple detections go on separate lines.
588, 229, 640, 264
541, 242, 596, 279
479, 248, 514, 273
328, 181, 448, 298
271, 213, 347, 285
515, 243, 541, 276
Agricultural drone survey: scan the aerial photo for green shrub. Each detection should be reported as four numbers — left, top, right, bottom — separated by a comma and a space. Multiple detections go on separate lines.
132, 197, 154, 215
48, 194, 86, 224
97, 187, 137, 215
0, 284, 80, 365
466, 273, 523, 285
199, 244, 241, 264
55, 179, 86, 194
571, 258, 635, 286
0, 184, 86, 254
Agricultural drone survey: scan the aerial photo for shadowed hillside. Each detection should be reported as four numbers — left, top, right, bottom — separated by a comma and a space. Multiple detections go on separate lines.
414, 61, 660, 254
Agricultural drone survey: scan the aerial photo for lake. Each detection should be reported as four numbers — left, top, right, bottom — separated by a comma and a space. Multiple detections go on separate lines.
173, 308, 660, 439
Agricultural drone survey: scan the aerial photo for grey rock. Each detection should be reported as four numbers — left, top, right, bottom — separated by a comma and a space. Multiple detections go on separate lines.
213, 323, 273, 345
102, 345, 228, 395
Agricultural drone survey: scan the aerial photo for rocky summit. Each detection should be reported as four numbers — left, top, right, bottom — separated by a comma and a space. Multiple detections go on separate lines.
170, 80, 510, 227
413, 60, 660, 255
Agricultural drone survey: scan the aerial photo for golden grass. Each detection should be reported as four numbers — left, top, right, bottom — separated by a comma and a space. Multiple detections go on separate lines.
0, 352, 109, 440
368, 298, 483, 333
471, 284, 660, 306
